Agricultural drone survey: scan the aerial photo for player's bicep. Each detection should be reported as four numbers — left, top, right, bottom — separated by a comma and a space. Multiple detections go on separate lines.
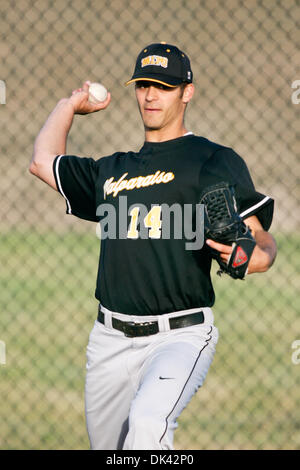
53, 154, 100, 221
29, 152, 58, 191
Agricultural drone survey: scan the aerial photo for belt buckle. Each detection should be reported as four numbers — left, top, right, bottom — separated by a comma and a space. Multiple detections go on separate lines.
123, 321, 157, 337
123, 321, 137, 338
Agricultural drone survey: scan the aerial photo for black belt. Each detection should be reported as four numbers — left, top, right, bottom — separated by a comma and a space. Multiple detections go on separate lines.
97, 308, 204, 338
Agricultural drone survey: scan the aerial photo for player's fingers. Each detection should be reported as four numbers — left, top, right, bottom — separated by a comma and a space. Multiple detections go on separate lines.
73, 91, 111, 115
206, 239, 232, 254
83, 81, 91, 93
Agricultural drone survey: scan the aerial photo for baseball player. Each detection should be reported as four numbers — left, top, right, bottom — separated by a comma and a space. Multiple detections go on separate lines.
30, 42, 277, 450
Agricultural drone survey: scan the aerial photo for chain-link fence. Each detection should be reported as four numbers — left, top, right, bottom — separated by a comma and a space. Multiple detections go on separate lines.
0, 0, 299, 450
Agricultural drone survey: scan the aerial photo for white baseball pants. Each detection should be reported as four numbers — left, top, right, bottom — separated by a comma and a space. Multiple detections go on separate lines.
84, 307, 218, 450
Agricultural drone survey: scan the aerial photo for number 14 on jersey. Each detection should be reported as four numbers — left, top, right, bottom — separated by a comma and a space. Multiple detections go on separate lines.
128, 206, 162, 239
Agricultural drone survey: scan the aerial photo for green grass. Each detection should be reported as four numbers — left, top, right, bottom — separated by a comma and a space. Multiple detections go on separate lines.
0, 230, 299, 449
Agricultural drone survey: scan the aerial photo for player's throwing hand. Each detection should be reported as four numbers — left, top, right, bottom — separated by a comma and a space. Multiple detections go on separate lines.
70, 81, 111, 115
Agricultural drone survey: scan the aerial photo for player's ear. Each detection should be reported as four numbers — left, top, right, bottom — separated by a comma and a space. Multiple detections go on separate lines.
182, 84, 194, 104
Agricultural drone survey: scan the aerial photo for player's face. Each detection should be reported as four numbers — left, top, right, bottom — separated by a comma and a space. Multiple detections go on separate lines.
135, 81, 188, 134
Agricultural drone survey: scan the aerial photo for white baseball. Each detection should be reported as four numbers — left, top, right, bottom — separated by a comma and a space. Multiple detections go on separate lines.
88, 82, 108, 103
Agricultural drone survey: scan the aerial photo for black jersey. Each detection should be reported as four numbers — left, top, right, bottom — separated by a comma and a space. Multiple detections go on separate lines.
53, 134, 274, 316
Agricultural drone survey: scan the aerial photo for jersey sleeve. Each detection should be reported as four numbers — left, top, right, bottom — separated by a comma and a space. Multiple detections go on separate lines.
200, 147, 274, 230
53, 154, 100, 222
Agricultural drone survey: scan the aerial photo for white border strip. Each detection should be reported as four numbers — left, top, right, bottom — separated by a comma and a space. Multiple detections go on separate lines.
240, 196, 270, 218
54, 155, 72, 214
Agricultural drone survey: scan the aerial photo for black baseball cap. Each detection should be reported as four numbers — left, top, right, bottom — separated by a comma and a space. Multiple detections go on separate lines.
125, 42, 193, 88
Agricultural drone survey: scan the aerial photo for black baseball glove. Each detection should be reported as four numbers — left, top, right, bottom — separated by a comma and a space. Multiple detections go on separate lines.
199, 182, 256, 279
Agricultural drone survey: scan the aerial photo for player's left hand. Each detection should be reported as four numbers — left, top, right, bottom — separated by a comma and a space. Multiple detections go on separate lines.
206, 239, 231, 264
206, 238, 272, 275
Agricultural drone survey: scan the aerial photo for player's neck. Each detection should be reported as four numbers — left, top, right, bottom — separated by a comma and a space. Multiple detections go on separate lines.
144, 123, 188, 143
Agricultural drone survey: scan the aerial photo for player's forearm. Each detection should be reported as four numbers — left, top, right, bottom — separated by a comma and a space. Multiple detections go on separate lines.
29, 98, 75, 190
31, 98, 75, 168
247, 231, 277, 274
30, 84, 110, 190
